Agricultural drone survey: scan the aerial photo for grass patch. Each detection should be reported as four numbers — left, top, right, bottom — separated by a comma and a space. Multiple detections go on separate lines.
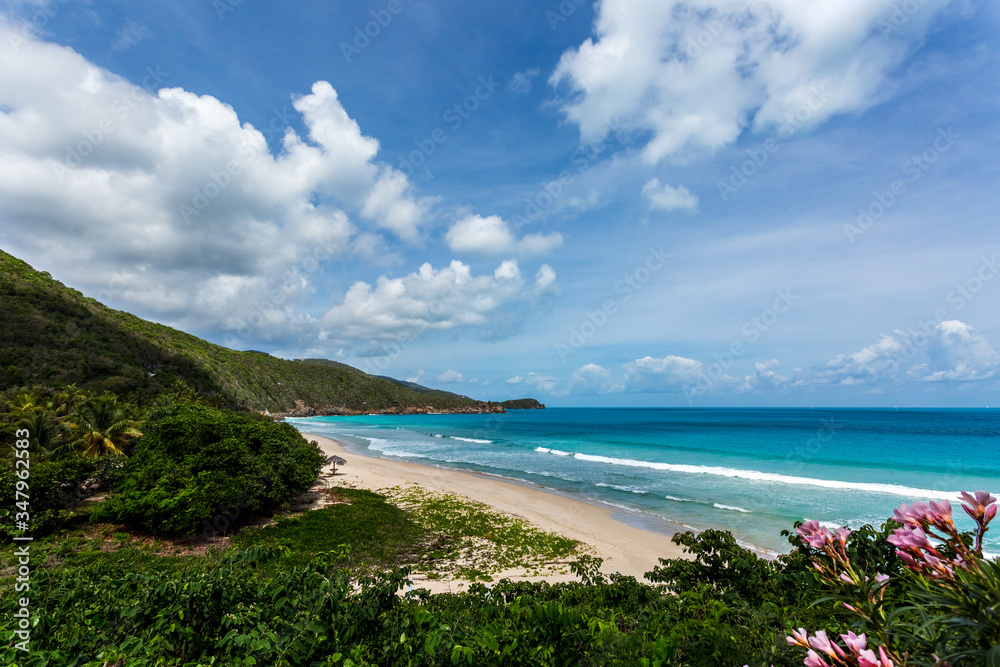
1, 483, 583, 591
231, 487, 429, 573
231, 484, 582, 580
386, 485, 581, 580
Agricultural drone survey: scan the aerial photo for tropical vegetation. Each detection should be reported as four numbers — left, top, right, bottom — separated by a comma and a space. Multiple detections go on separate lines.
1, 247, 997, 665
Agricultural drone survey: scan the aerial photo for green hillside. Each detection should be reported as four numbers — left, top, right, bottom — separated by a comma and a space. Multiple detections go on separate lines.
0, 249, 530, 413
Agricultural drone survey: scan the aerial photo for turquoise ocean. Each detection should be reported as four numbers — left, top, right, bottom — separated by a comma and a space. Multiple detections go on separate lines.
288, 408, 1000, 555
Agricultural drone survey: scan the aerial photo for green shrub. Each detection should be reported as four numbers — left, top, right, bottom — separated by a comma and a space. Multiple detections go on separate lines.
92, 403, 324, 535
0, 456, 116, 536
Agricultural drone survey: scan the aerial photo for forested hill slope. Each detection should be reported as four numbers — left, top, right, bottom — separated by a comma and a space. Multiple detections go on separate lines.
0, 249, 533, 414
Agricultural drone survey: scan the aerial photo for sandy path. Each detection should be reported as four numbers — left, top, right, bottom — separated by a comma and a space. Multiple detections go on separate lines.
304, 433, 689, 593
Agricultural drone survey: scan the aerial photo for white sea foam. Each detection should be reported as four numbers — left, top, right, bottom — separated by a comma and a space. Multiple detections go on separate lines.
451, 436, 493, 444
535, 446, 572, 455
665, 495, 696, 503
714, 503, 751, 514
595, 482, 648, 494
364, 437, 428, 459
819, 520, 848, 530
555, 452, 960, 500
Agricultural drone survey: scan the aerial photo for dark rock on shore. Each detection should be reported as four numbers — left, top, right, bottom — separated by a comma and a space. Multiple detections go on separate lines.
272, 399, 508, 419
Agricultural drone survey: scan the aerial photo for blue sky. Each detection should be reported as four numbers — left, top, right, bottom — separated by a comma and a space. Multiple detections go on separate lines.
1, 0, 998, 407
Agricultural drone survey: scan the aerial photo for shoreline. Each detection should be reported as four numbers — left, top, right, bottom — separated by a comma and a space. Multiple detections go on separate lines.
302, 432, 690, 590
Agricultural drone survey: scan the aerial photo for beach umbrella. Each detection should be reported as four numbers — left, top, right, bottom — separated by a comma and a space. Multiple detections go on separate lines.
326, 455, 347, 474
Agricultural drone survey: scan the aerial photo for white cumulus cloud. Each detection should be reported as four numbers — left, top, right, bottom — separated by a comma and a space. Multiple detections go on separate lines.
817, 320, 999, 386
623, 354, 710, 392
320, 259, 558, 343
551, 0, 952, 163
641, 178, 699, 212
445, 214, 563, 256
437, 369, 468, 383
921, 320, 1000, 382
569, 363, 624, 394
0, 21, 469, 346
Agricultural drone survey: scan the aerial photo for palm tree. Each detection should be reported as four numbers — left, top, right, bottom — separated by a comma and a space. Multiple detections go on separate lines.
74, 393, 143, 458
7, 392, 39, 414
16, 411, 64, 461
55, 383, 90, 418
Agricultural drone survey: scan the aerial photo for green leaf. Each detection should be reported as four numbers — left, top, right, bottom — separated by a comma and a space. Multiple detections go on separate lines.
987, 645, 1000, 667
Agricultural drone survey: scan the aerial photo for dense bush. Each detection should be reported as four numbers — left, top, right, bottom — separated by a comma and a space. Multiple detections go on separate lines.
0, 456, 122, 536
0, 524, 838, 666
4, 493, 998, 666
92, 403, 325, 535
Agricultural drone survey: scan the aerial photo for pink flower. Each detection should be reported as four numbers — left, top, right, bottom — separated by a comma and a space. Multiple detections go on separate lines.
804, 649, 831, 667
857, 646, 897, 667
928, 500, 953, 526
787, 627, 810, 647
833, 526, 852, 545
893, 501, 930, 526
841, 631, 868, 655
809, 630, 846, 660
797, 520, 832, 549
960, 490, 998, 524
888, 525, 932, 550
874, 573, 890, 585
858, 648, 880, 667
922, 553, 955, 578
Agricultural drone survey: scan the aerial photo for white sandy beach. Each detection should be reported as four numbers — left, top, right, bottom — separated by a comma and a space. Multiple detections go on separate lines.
304, 433, 689, 593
